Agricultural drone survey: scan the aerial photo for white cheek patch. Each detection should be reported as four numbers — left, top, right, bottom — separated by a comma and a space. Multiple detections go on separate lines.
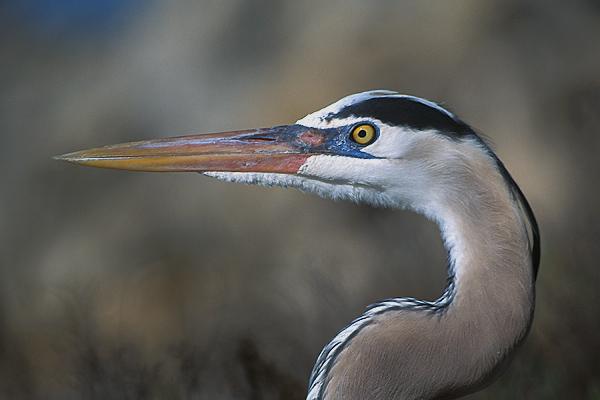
299, 155, 400, 190
298, 154, 358, 179
203, 155, 400, 208
361, 124, 417, 159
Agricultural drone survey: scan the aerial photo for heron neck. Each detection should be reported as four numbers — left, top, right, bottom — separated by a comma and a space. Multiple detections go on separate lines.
308, 164, 537, 399
433, 175, 535, 352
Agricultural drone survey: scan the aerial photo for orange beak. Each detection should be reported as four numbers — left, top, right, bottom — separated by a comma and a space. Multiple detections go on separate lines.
55, 125, 329, 174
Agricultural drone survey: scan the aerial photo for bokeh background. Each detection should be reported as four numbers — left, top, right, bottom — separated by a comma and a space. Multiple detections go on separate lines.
1, 1, 599, 399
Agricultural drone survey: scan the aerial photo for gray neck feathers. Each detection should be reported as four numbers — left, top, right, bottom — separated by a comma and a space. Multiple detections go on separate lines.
308, 151, 535, 400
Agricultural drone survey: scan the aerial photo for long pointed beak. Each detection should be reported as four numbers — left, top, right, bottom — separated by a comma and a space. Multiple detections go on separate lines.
55, 125, 328, 174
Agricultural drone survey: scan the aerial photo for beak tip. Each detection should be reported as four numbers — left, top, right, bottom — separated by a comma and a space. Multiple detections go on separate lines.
53, 151, 86, 164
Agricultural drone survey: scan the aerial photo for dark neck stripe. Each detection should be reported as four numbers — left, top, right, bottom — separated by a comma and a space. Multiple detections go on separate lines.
329, 97, 472, 139
474, 136, 541, 280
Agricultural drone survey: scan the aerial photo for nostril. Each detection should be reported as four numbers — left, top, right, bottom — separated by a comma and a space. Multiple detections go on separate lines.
241, 136, 276, 142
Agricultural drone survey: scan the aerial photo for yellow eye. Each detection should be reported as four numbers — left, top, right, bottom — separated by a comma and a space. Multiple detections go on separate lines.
351, 124, 376, 145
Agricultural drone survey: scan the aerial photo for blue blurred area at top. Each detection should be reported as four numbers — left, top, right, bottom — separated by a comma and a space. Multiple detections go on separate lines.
5, 0, 148, 38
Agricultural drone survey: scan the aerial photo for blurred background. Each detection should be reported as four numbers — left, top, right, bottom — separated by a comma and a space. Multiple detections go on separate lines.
1, 0, 599, 399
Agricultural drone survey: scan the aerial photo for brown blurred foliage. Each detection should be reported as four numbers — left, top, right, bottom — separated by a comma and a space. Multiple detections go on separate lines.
1, 1, 599, 399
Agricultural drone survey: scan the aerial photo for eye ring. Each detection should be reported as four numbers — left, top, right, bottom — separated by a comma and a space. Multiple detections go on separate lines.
350, 124, 377, 145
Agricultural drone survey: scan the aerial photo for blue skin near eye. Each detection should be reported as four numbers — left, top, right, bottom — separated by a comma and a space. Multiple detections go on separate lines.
323, 124, 380, 159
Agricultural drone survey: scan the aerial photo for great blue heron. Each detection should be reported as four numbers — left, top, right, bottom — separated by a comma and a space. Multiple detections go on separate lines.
57, 90, 540, 399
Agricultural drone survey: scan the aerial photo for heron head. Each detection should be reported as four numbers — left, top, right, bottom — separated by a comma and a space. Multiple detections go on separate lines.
57, 90, 494, 212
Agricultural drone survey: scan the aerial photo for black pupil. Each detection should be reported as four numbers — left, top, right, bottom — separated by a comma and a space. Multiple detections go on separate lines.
358, 130, 367, 138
